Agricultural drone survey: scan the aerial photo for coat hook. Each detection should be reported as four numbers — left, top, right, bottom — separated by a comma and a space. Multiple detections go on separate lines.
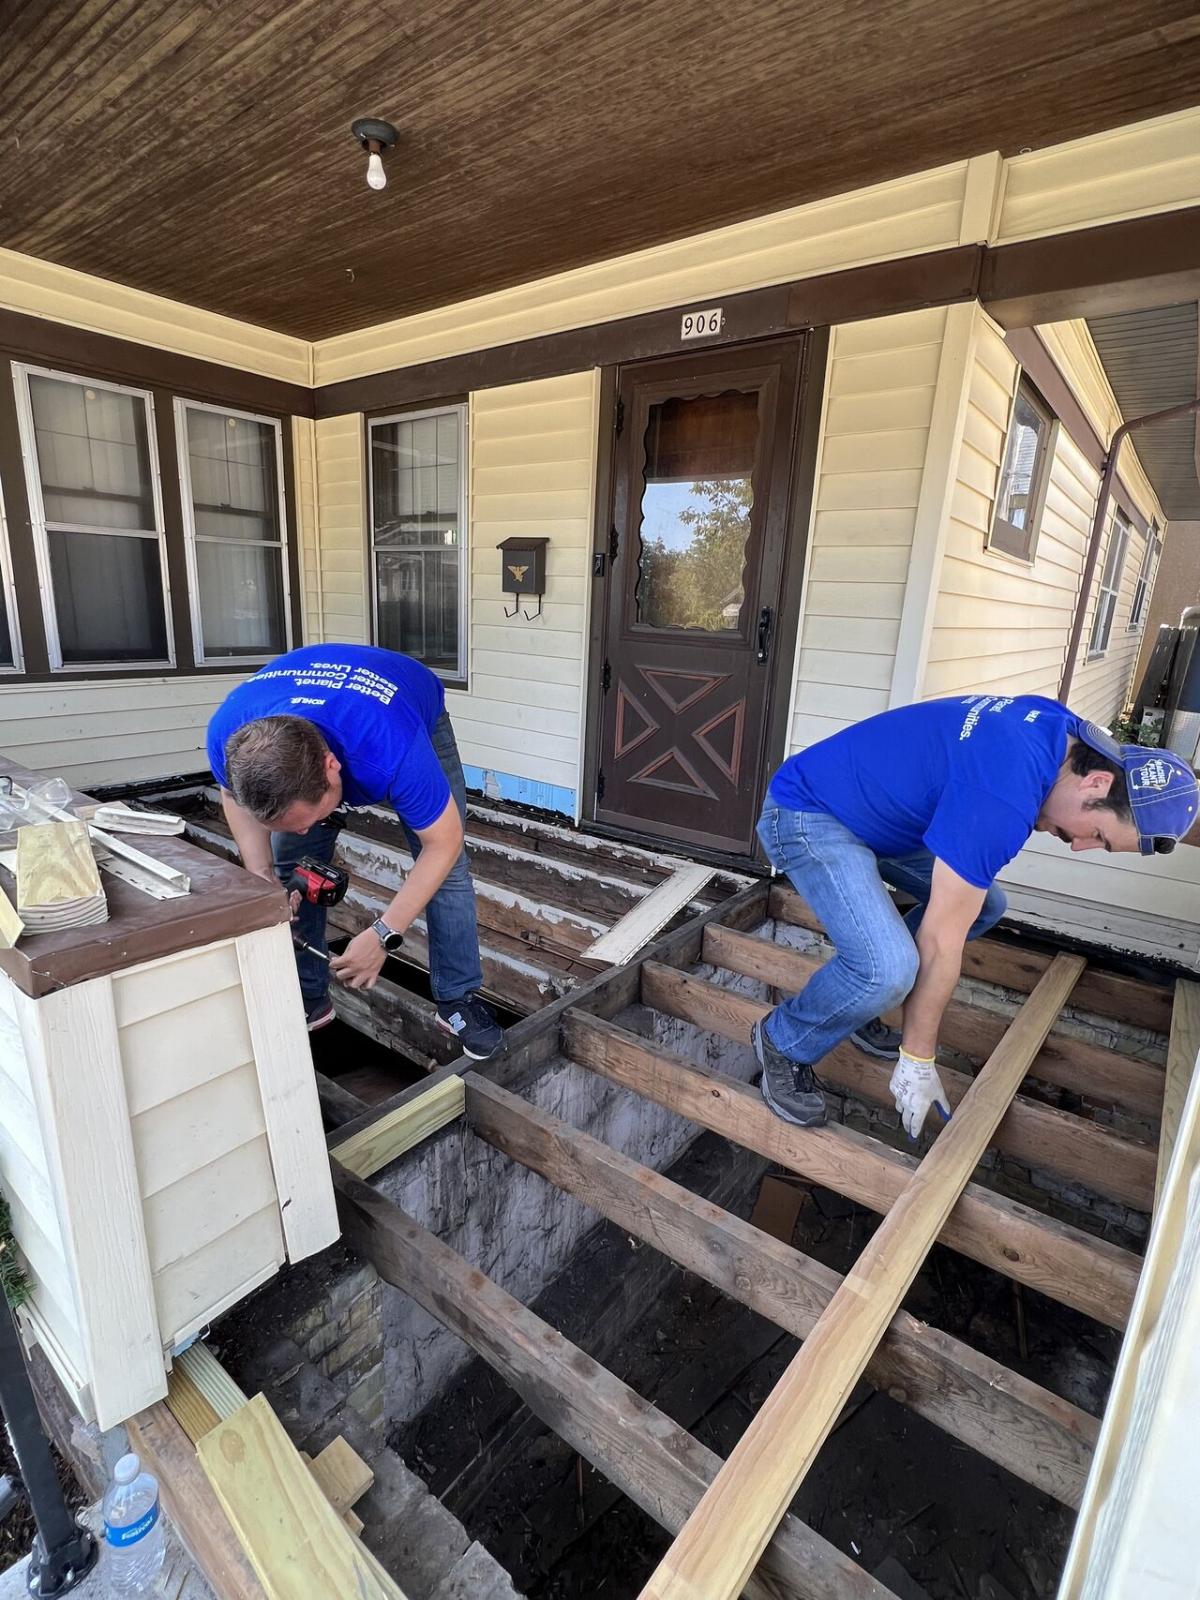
503, 598, 520, 618
523, 595, 544, 621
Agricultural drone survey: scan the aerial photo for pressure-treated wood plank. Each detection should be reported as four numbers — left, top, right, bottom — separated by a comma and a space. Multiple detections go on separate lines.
16, 818, 102, 906
583, 863, 717, 964
769, 883, 1172, 1033
639, 953, 1086, 1600
334, 1166, 890, 1600
562, 1012, 1138, 1329
175, 1342, 249, 1429
16, 975, 164, 1428
647, 961, 1156, 1211
465, 1074, 1098, 1506
199, 1394, 407, 1600
235, 927, 340, 1262
1158, 979, 1200, 1209
127, 1403, 268, 1600
309, 1436, 374, 1514
0, 883, 24, 948
166, 1364, 222, 1443
330, 1074, 466, 1178
705, 922, 1166, 1119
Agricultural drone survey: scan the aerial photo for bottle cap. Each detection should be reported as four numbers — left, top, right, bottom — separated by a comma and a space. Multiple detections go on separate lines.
114, 1453, 140, 1485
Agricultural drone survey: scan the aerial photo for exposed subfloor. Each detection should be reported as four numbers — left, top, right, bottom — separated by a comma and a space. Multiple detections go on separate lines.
398, 1131, 1116, 1600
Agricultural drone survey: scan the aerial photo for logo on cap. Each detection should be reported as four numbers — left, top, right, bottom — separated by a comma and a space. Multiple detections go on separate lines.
1130, 758, 1174, 793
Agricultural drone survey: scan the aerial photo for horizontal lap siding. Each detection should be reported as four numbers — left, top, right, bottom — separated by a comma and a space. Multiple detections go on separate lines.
787, 308, 944, 752
0, 675, 243, 786
449, 373, 597, 798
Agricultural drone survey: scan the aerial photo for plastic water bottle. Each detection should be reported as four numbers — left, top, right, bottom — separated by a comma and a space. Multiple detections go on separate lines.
102, 1452, 166, 1594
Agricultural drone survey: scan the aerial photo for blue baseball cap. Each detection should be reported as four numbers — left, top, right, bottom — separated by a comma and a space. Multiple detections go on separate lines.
1075, 719, 1198, 854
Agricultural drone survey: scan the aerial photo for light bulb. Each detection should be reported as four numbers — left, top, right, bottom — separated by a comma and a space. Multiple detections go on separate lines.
366, 151, 386, 191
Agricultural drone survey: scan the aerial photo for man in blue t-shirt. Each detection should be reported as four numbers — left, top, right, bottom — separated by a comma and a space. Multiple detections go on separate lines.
753, 694, 1198, 1134
207, 644, 502, 1059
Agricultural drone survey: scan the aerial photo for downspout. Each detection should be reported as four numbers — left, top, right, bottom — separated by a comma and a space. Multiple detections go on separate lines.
1059, 395, 1200, 702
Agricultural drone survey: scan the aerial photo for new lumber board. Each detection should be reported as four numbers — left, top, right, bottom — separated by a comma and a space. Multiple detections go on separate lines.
644, 961, 1156, 1212
637, 952, 1085, 1600
562, 1011, 1139, 1329
333, 1165, 890, 1600
16, 819, 102, 907
704, 922, 1166, 1119
198, 1393, 407, 1600
309, 1436, 374, 1514
1157, 979, 1200, 1209
330, 1074, 466, 1178
583, 863, 717, 964
0, 883, 23, 948
127, 1403, 268, 1600
464, 1074, 1098, 1507
768, 882, 1172, 1034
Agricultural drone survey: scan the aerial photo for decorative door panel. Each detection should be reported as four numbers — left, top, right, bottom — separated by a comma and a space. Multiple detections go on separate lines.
594, 337, 805, 854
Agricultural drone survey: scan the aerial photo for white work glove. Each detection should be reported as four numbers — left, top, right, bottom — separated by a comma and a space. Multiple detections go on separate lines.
889, 1050, 950, 1140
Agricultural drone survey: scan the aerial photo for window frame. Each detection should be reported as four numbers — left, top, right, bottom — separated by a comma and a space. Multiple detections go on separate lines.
0, 474, 23, 674
12, 362, 175, 673
1127, 521, 1161, 633
367, 401, 470, 687
174, 396, 293, 667
986, 374, 1056, 565
1087, 507, 1132, 660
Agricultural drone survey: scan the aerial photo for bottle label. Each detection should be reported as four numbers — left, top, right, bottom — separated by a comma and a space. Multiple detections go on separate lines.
105, 1501, 159, 1549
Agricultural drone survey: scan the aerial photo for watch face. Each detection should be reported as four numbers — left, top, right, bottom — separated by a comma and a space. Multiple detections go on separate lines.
373, 919, 403, 951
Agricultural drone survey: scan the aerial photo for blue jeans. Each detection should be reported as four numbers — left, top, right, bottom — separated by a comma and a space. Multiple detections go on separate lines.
756, 802, 1006, 1064
272, 712, 484, 1008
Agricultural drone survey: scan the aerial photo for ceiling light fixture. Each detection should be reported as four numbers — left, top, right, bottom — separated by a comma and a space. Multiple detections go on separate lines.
350, 117, 398, 192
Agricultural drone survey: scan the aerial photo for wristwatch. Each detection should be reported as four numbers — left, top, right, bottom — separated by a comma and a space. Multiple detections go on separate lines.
370, 916, 405, 953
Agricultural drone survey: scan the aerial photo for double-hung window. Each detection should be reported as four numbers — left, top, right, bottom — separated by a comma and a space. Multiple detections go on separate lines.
176, 400, 291, 663
1088, 509, 1131, 658
369, 405, 467, 682
1128, 523, 1161, 633
988, 378, 1055, 562
0, 477, 21, 672
15, 366, 172, 668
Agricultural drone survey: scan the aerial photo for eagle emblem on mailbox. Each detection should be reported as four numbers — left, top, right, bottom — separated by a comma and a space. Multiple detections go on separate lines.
507, 563, 529, 583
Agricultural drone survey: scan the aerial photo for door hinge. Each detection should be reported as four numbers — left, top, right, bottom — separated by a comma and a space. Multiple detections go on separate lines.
597, 768, 606, 802
609, 525, 619, 561
601, 659, 611, 693
614, 396, 625, 436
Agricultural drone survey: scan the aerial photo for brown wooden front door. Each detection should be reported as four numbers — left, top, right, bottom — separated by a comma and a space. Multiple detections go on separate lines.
593, 337, 806, 856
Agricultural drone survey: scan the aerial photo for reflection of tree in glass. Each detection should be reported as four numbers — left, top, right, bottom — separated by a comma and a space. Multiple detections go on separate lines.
638, 476, 753, 630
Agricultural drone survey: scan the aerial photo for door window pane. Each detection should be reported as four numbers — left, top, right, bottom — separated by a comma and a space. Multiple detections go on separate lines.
370, 407, 465, 678
180, 404, 288, 661
29, 374, 155, 530
634, 391, 758, 631
48, 529, 168, 664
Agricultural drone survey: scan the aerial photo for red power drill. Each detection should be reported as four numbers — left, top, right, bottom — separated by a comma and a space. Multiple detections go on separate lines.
287, 857, 349, 962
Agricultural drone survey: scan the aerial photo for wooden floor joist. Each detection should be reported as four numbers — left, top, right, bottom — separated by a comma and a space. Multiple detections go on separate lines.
330, 1074, 466, 1179
464, 1073, 1099, 1506
768, 883, 1173, 1034
562, 1012, 1140, 1328
644, 960, 1157, 1211
638, 953, 1086, 1600
704, 921, 1166, 1120
333, 1165, 891, 1600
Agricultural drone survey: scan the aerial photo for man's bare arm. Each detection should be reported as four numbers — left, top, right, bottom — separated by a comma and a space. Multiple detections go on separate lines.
219, 787, 275, 881
901, 859, 987, 1058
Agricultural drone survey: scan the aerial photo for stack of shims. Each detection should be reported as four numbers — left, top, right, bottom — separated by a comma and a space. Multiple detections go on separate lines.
16, 819, 109, 932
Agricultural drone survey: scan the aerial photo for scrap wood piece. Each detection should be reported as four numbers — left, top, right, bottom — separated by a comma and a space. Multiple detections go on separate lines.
1157, 979, 1200, 1210
331, 1073, 466, 1179
637, 951, 1085, 1600
0, 883, 23, 948
309, 1436, 374, 1513
198, 1393, 407, 1600
16, 819, 102, 906
582, 862, 716, 965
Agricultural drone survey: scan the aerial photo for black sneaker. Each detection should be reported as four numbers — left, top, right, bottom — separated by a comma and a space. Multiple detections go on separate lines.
436, 995, 504, 1061
851, 1017, 902, 1060
752, 1018, 826, 1127
305, 997, 335, 1033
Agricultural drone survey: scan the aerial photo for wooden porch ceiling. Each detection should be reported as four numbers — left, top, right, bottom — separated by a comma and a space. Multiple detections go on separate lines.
1, 1, 1199, 340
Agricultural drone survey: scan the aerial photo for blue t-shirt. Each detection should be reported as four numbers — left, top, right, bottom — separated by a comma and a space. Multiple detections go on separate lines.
207, 645, 450, 829
768, 694, 1077, 889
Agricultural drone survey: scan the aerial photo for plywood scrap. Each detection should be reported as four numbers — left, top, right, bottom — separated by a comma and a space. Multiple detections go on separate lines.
583, 863, 715, 965
331, 1074, 466, 1180
637, 952, 1084, 1600
1157, 979, 1200, 1210
198, 1393, 408, 1600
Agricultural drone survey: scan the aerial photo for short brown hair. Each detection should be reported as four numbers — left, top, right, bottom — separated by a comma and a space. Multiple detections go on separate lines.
225, 716, 330, 822
1068, 740, 1131, 823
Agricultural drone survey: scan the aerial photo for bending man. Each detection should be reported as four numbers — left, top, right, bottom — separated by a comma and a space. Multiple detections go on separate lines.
207, 643, 502, 1060
754, 694, 1197, 1133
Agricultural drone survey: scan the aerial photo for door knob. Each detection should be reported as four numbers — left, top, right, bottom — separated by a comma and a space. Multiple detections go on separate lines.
756, 606, 773, 663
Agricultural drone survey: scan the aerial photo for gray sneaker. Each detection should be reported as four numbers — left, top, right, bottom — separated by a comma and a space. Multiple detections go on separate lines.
752, 1018, 826, 1127
851, 1017, 902, 1060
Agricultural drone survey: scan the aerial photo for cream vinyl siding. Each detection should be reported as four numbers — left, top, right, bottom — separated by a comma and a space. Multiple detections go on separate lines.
996, 106, 1200, 243
0, 248, 307, 384
0, 675, 242, 787
786, 307, 946, 752
449, 372, 597, 798
313, 414, 369, 644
